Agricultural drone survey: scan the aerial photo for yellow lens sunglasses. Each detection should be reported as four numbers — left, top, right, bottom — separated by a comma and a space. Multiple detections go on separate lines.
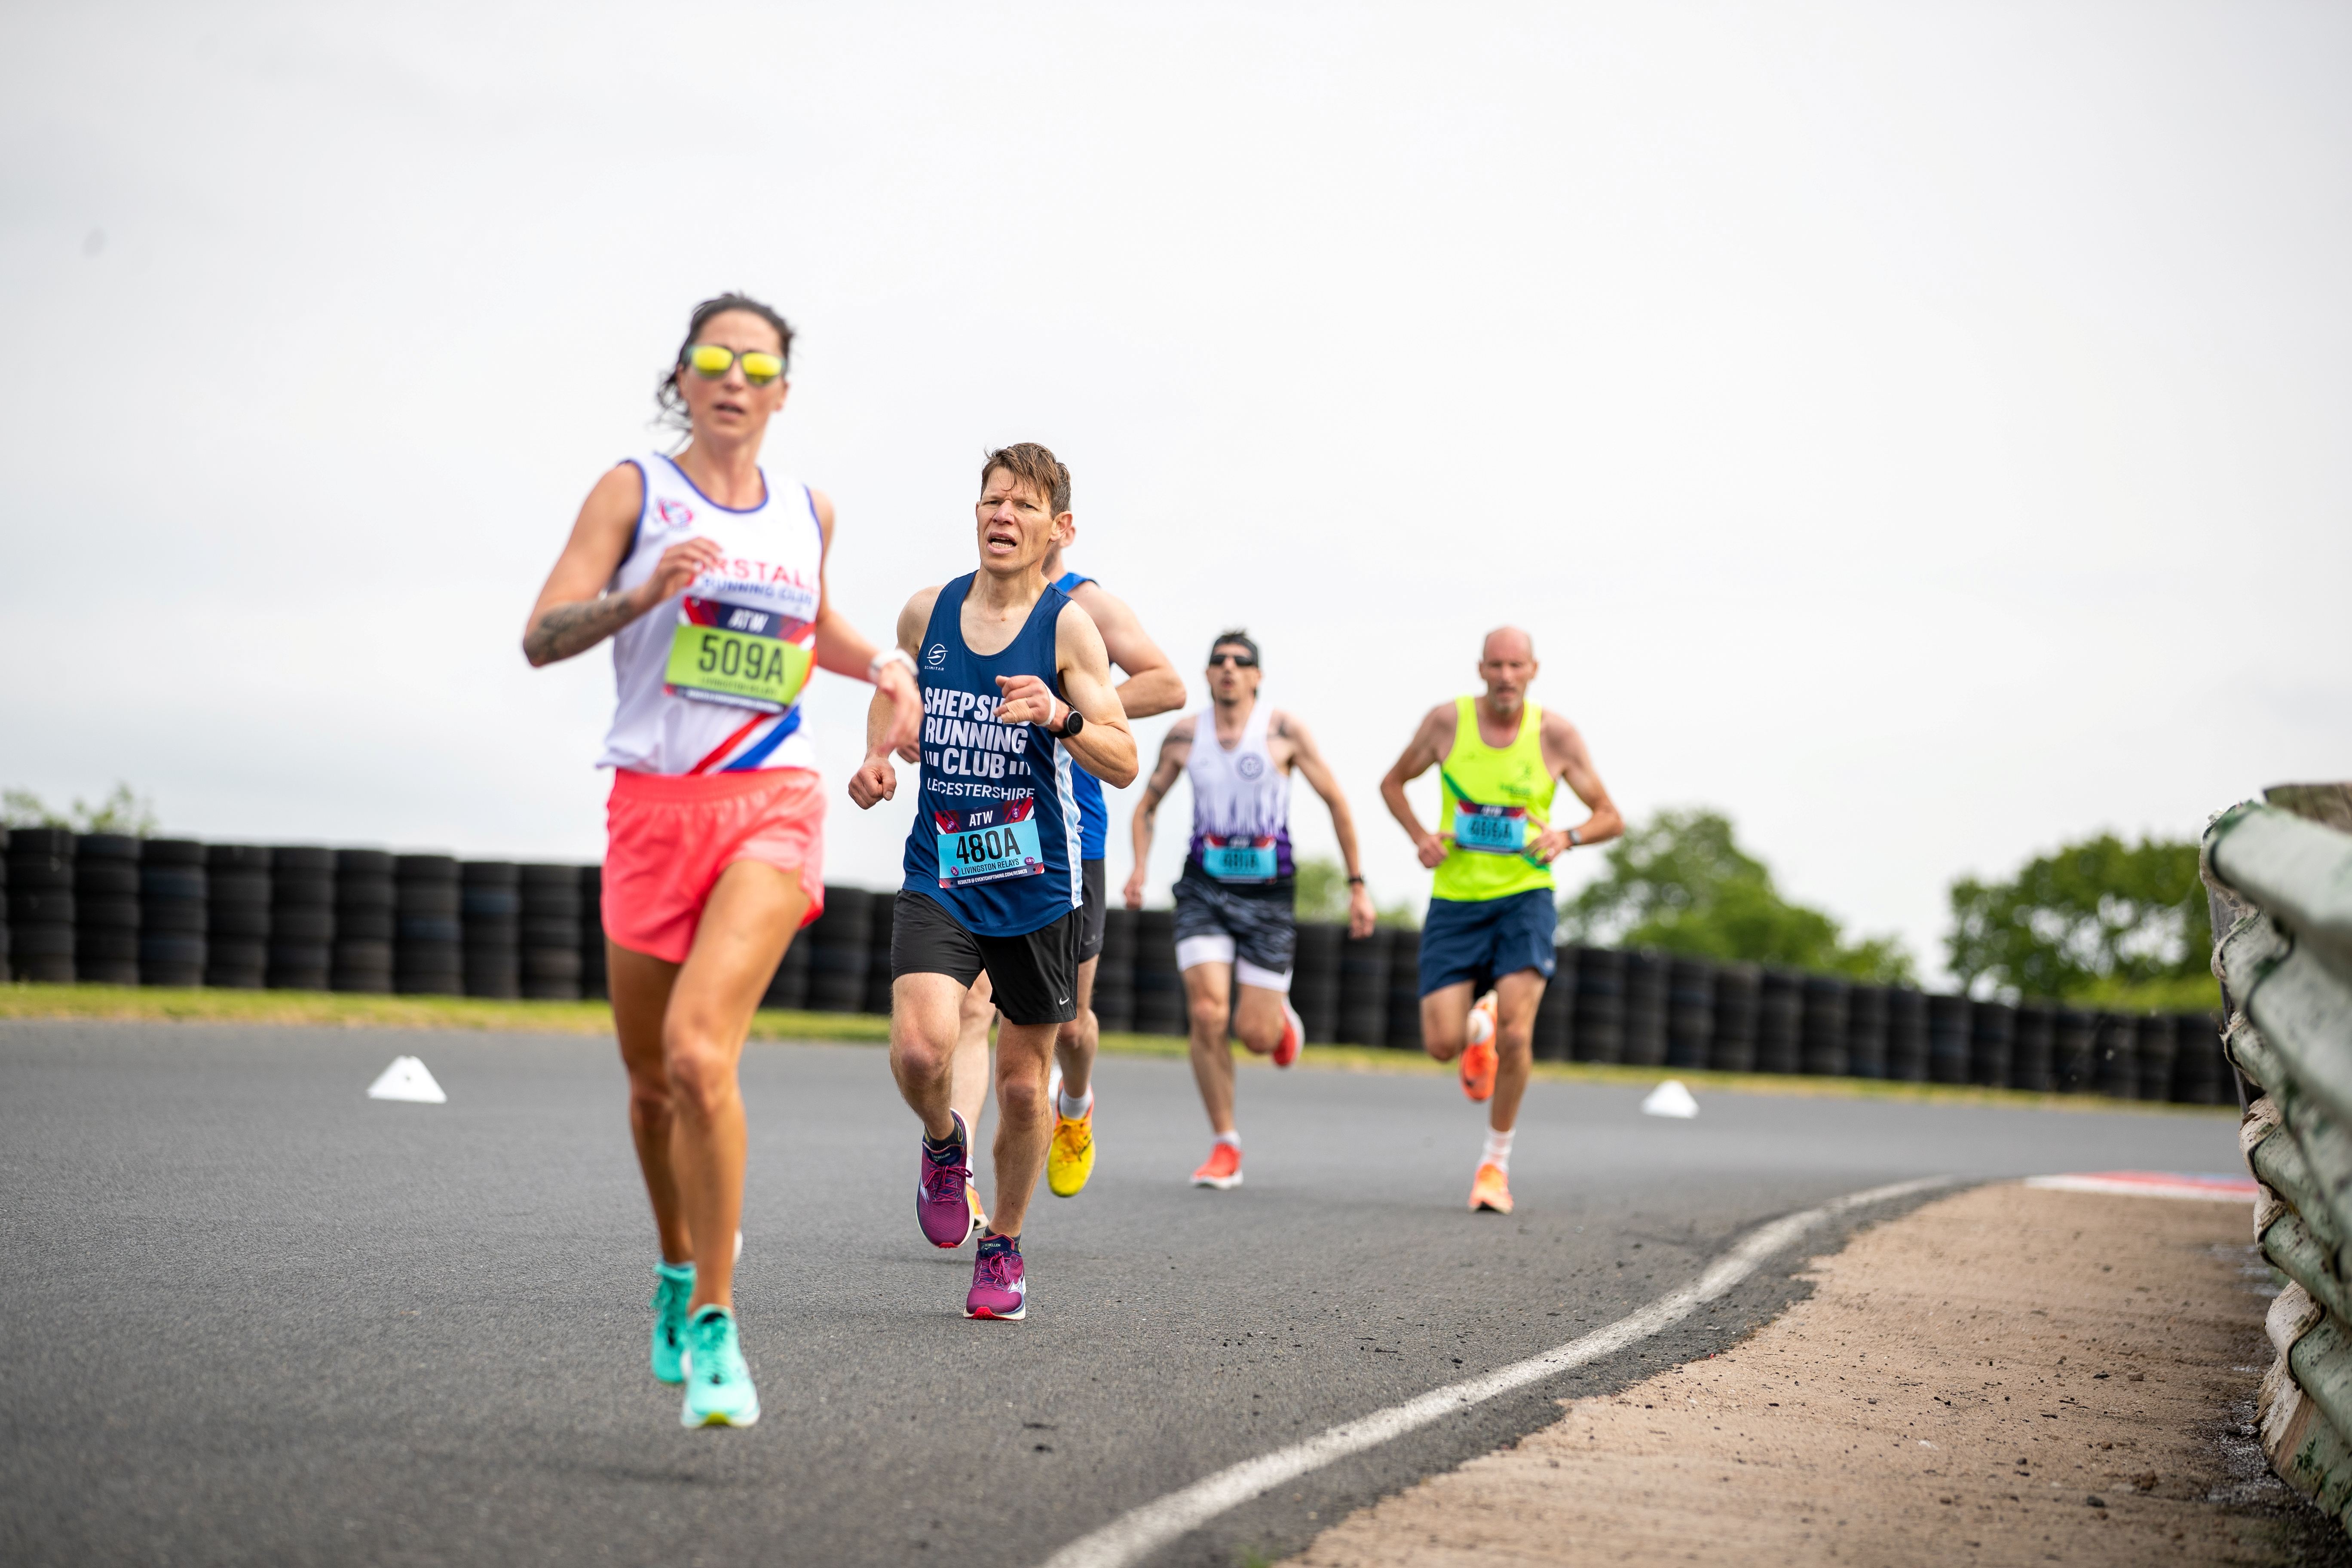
684, 344, 786, 385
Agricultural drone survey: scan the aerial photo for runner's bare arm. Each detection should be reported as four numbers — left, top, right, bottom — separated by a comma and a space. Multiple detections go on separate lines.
995, 604, 1136, 787
1379, 702, 1459, 871
1531, 709, 1623, 861
1278, 712, 1377, 937
802, 491, 920, 756
848, 588, 940, 809
1123, 718, 1195, 909
523, 463, 719, 667
1069, 582, 1186, 720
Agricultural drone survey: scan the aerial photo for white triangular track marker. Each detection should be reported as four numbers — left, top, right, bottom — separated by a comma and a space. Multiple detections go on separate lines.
1641, 1079, 1699, 1118
367, 1055, 447, 1104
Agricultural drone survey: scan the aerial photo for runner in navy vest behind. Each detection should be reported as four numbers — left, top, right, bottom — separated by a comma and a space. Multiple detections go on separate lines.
848, 443, 1136, 1321
945, 515, 1183, 1231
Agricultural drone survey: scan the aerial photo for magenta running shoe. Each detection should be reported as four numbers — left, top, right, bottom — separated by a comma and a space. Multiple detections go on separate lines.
917, 1111, 977, 1249
965, 1232, 1027, 1320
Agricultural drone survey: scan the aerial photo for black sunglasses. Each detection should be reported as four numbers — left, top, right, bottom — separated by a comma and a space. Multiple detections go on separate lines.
1209, 652, 1258, 668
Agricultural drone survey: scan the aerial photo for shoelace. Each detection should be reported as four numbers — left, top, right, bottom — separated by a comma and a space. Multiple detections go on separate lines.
975, 1250, 1020, 1290
920, 1151, 970, 1203
689, 1317, 735, 1378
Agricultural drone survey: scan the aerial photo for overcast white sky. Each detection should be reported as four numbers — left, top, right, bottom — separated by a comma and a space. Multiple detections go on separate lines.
3, 1, 2346, 982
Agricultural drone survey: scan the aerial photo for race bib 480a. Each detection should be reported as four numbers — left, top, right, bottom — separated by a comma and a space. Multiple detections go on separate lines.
935, 796, 1046, 887
664, 598, 813, 713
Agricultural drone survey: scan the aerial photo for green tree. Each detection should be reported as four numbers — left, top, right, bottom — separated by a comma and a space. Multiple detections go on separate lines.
1556, 807, 1914, 982
2, 783, 157, 836
1293, 856, 1351, 924
1945, 833, 2211, 1004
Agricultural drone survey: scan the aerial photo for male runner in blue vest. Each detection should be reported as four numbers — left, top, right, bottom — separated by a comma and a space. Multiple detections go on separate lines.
943, 511, 1185, 1228
849, 443, 1137, 1319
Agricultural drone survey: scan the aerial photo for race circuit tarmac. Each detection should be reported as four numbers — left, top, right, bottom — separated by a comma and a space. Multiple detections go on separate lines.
0, 1020, 2241, 1568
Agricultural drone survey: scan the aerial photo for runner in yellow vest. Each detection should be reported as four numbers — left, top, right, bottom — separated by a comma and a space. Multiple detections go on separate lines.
1379, 627, 1622, 1214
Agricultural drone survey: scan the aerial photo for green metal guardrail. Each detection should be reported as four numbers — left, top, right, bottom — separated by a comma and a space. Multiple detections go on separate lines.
2205, 784, 2352, 1528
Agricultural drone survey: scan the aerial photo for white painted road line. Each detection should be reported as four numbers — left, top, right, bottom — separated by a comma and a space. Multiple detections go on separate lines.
1034, 1175, 1957, 1568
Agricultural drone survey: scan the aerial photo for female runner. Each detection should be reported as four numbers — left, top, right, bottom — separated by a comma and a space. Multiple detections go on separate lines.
524, 292, 919, 1427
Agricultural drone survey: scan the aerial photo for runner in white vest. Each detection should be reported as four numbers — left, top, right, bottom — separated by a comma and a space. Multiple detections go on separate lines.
523, 293, 919, 1427
1126, 631, 1376, 1188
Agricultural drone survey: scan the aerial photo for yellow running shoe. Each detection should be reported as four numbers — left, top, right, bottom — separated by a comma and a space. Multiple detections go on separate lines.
1468, 1161, 1513, 1214
966, 1182, 988, 1241
1047, 1097, 1095, 1197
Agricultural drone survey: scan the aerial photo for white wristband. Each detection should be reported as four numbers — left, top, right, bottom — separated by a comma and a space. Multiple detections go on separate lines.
868, 648, 916, 684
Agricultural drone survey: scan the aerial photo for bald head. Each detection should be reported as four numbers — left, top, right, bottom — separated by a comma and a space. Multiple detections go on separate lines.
1476, 625, 1539, 717
1482, 626, 1535, 663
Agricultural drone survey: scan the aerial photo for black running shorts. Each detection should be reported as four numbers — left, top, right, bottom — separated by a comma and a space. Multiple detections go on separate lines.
1170, 866, 1297, 987
1077, 858, 1107, 965
891, 890, 1079, 1026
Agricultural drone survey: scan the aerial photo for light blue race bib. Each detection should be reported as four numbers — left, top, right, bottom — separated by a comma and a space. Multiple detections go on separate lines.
1202, 836, 1277, 882
937, 798, 1046, 887
1452, 802, 1528, 854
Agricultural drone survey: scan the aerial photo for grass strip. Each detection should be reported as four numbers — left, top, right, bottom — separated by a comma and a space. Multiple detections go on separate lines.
0, 983, 2224, 1115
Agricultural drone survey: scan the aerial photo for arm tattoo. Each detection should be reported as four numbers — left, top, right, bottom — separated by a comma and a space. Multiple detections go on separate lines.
525, 591, 640, 665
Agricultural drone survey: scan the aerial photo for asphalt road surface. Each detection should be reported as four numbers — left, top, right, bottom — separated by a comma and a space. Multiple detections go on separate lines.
1, 1020, 2240, 1568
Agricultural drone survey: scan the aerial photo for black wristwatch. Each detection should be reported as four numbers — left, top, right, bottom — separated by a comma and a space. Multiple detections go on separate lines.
1053, 702, 1084, 739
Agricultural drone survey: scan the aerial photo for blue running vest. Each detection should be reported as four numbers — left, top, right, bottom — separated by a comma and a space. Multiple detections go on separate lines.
902, 573, 1084, 937
1051, 570, 1109, 861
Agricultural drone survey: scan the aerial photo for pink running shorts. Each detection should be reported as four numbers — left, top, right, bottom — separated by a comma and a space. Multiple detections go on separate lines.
603, 767, 826, 964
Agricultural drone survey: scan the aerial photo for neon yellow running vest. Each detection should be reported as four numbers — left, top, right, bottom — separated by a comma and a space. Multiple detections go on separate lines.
1434, 696, 1557, 903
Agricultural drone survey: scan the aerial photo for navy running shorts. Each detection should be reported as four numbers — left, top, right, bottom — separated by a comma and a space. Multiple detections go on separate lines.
1417, 888, 1559, 996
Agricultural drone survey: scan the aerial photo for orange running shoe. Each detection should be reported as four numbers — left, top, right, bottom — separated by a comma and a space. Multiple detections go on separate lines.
1459, 992, 1499, 1102
965, 1183, 988, 1243
1468, 1161, 1513, 1214
1191, 1141, 1244, 1190
1273, 999, 1304, 1069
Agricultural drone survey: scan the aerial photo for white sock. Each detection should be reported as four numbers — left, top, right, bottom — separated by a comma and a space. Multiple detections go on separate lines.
1482, 1127, 1515, 1171
1058, 1085, 1092, 1118
1216, 1129, 1242, 1149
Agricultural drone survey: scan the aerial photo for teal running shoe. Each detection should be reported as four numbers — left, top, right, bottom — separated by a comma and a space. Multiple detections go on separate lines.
680, 1305, 760, 1428
650, 1261, 695, 1384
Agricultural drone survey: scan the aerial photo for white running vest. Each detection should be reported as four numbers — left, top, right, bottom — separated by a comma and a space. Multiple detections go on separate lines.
597, 452, 824, 776
1184, 701, 1295, 881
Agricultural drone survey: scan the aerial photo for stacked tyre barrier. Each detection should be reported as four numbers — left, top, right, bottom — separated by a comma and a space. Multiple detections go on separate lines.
460, 862, 521, 1000
1621, 950, 1668, 1067
267, 848, 334, 991
1337, 928, 1388, 1047
205, 846, 270, 989
1575, 946, 1625, 1064
139, 839, 207, 987
395, 856, 461, 996
804, 887, 870, 1015
863, 892, 897, 1017
1801, 975, 1847, 1077
1383, 928, 1421, 1051
520, 864, 582, 1001
1091, 909, 1136, 1033
2204, 787, 2352, 1534
7, 829, 76, 982
74, 834, 141, 986
579, 865, 608, 1002
1131, 910, 1182, 1036
333, 851, 394, 994
1290, 922, 1341, 1044
1756, 970, 1802, 1074
0, 833, 2234, 1114
763, 905, 811, 1010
